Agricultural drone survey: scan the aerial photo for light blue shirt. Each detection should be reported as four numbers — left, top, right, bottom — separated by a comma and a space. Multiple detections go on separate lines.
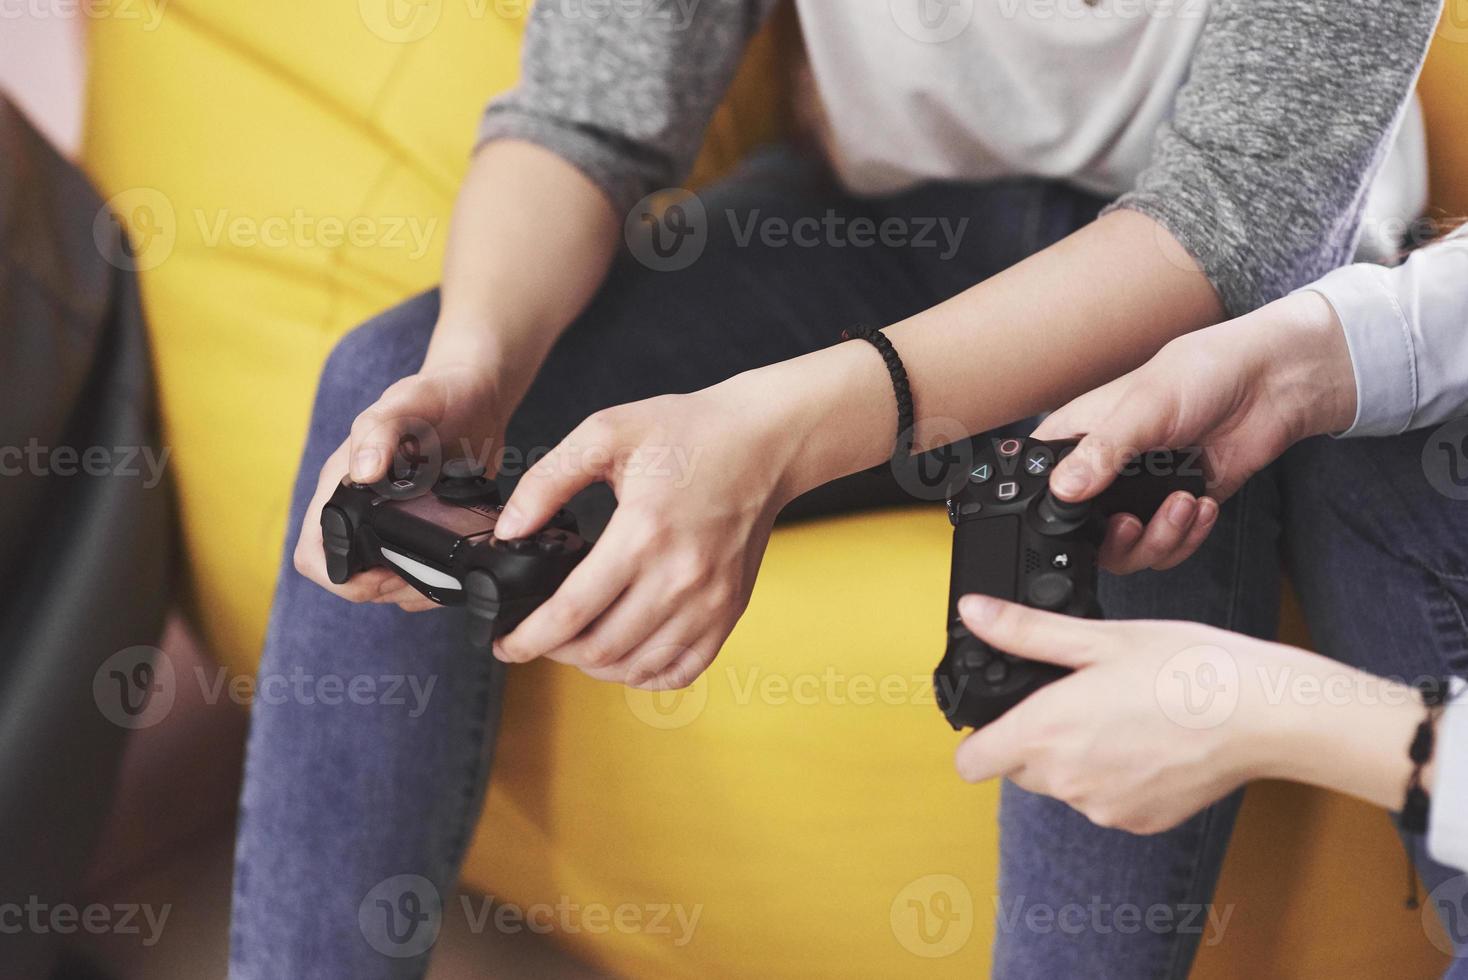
1306, 228, 1468, 438
1431, 679, 1466, 873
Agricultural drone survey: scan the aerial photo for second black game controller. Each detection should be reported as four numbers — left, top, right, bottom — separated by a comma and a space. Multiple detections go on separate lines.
936, 437, 1206, 730
321, 459, 591, 648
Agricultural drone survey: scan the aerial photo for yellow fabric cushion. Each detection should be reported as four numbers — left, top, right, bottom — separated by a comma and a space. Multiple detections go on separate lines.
1420, 6, 1468, 218
85, 5, 999, 976
83, 4, 1457, 976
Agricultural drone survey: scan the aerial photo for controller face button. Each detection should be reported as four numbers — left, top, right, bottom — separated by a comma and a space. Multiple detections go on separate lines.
506, 538, 537, 554
997, 438, 1023, 458
1024, 448, 1054, 476
996, 481, 1020, 502
969, 463, 993, 484
1027, 572, 1075, 611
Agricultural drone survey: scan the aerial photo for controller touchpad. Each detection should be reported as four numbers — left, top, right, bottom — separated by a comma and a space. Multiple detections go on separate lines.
395, 494, 498, 538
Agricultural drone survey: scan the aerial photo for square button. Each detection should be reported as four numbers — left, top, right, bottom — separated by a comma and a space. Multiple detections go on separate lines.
996, 481, 1020, 501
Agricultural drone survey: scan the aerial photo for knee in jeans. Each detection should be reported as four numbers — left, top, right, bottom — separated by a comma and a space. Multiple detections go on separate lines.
316, 290, 440, 409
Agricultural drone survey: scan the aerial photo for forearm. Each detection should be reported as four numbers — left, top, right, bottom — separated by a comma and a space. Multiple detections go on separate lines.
765, 210, 1224, 500
1245, 656, 1430, 813
424, 140, 618, 405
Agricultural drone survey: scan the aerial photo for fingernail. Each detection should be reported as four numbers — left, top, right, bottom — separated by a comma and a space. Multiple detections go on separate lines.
494, 506, 525, 539
1114, 516, 1143, 547
1167, 495, 1195, 527
1198, 498, 1220, 528
1053, 464, 1089, 499
959, 594, 1000, 622
351, 448, 381, 482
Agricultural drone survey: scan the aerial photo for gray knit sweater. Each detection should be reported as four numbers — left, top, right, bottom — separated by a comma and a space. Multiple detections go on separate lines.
479, 1, 1440, 317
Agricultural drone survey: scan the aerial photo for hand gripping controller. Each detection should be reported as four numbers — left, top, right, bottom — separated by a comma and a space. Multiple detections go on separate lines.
936, 437, 1206, 730
321, 459, 591, 648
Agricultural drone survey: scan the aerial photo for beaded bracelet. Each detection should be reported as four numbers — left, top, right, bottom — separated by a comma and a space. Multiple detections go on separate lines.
843, 326, 914, 461
1400, 677, 1451, 909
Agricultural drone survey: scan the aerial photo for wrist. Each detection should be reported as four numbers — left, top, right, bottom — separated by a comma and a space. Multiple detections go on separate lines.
1253, 292, 1358, 439
723, 342, 896, 506
1250, 659, 1421, 811
421, 314, 550, 403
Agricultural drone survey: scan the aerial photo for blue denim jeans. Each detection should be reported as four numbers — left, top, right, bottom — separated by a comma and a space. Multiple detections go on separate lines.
997, 431, 1468, 977
228, 148, 1468, 977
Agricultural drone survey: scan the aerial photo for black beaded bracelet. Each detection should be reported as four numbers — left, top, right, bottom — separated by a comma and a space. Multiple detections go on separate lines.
843, 326, 914, 461
1399, 677, 1451, 909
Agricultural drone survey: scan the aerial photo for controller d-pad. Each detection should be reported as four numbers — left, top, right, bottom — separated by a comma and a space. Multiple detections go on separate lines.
983, 661, 1009, 685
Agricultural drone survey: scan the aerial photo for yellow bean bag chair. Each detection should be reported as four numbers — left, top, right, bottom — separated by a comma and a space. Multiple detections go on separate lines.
84, 3, 1462, 976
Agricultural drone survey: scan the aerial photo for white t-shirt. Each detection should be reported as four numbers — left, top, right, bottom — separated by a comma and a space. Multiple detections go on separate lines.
795, 0, 1424, 228
797, 0, 1211, 197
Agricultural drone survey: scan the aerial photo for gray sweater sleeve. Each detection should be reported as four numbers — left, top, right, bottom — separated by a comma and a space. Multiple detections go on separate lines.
1111, 0, 1441, 317
478, 0, 777, 217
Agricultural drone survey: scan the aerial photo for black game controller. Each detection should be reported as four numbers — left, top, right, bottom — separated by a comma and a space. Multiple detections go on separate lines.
936, 437, 1206, 730
322, 459, 591, 648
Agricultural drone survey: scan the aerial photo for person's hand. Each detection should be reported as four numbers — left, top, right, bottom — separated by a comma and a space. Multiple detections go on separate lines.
1032, 290, 1358, 573
292, 361, 508, 612
490, 381, 803, 690
951, 595, 1424, 833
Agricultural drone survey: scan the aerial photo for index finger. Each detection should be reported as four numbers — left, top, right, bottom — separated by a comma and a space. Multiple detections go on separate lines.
957, 595, 1107, 669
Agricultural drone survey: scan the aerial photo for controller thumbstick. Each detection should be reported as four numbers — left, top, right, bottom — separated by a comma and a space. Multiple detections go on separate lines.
435, 458, 499, 504
1027, 572, 1075, 611
442, 458, 487, 482
1037, 489, 1091, 526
